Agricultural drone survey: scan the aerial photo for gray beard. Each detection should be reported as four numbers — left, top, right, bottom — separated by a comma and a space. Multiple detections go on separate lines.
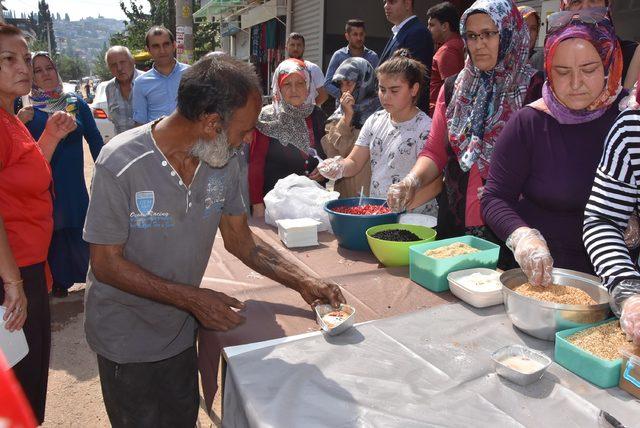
190, 131, 232, 168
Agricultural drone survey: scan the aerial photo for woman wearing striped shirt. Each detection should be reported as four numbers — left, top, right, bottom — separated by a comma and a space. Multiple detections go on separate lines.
583, 83, 640, 345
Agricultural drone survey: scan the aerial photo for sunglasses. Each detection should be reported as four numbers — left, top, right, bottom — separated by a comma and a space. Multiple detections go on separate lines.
547, 7, 611, 34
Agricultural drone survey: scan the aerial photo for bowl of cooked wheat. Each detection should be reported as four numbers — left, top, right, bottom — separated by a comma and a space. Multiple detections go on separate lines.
500, 268, 611, 341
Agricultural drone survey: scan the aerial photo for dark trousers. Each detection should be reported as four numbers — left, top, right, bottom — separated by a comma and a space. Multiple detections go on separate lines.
97, 346, 199, 428
0, 262, 51, 424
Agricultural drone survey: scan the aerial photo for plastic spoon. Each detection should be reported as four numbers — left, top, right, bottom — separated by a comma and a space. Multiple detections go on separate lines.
358, 186, 365, 206
307, 147, 324, 163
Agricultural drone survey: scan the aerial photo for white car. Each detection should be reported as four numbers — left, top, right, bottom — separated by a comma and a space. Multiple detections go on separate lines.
89, 81, 116, 143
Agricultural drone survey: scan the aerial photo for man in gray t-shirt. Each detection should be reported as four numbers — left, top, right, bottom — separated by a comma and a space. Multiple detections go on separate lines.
84, 54, 346, 427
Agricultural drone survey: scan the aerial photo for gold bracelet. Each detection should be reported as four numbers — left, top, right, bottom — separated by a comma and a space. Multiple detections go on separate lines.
3, 279, 23, 287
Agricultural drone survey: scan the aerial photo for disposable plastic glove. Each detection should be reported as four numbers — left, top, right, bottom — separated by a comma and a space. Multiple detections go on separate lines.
387, 172, 420, 213
506, 227, 554, 287
621, 294, 640, 345
317, 156, 345, 180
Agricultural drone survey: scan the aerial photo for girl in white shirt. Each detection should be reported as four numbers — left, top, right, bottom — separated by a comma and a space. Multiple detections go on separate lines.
318, 49, 440, 215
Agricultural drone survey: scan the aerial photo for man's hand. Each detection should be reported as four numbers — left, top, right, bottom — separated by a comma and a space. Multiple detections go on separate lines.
16, 106, 34, 124
42, 111, 77, 141
298, 279, 346, 309
188, 288, 246, 331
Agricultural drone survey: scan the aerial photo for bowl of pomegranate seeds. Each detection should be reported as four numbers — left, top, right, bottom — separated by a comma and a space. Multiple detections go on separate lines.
324, 198, 401, 251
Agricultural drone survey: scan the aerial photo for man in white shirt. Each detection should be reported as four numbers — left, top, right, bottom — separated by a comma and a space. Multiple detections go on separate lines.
284, 32, 328, 106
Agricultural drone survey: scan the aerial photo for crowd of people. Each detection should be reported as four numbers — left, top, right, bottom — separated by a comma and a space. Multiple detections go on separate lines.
1, 0, 640, 426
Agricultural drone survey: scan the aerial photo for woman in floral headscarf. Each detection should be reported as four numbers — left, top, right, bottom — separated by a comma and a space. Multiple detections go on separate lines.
15, 52, 103, 298
387, 0, 543, 268
482, 8, 626, 285
320, 57, 379, 198
248, 58, 327, 217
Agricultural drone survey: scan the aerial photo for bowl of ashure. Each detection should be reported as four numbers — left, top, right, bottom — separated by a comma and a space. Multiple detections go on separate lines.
315, 304, 356, 336
500, 268, 611, 341
492, 344, 552, 386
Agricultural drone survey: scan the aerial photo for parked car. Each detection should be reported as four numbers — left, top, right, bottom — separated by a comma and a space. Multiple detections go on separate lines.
89, 81, 115, 143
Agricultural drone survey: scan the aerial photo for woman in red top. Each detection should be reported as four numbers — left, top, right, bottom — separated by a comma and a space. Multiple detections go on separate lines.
0, 24, 76, 423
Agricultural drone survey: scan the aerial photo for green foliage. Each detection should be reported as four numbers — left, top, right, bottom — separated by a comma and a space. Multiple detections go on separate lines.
110, 0, 218, 62
37, 0, 57, 54
94, 46, 112, 81
56, 55, 89, 81
110, 0, 175, 53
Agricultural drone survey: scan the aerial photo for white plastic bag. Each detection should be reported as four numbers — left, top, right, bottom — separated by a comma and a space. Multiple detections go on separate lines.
264, 174, 339, 233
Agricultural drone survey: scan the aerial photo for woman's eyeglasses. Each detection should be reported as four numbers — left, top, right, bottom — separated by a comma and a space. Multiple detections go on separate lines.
463, 30, 500, 43
547, 7, 611, 34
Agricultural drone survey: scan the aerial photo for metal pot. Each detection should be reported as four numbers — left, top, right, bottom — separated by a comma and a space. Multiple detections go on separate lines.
500, 268, 611, 341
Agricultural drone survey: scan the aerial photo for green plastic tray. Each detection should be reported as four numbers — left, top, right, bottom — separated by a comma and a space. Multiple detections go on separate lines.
409, 235, 500, 292
555, 318, 622, 388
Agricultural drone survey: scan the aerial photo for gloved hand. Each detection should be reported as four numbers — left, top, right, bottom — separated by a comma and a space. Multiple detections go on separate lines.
620, 294, 640, 345
506, 227, 554, 287
387, 172, 420, 213
317, 156, 345, 180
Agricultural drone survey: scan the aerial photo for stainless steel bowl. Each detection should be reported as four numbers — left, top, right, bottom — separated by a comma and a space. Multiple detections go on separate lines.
315, 304, 356, 336
492, 344, 552, 386
501, 268, 611, 341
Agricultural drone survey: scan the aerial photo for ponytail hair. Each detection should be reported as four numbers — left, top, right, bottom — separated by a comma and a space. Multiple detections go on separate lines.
376, 49, 426, 104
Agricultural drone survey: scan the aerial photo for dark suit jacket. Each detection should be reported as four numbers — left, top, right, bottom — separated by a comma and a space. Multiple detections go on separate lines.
379, 16, 434, 113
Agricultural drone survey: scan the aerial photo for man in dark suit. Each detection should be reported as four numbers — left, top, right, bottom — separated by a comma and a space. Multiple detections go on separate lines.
380, 0, 434, 112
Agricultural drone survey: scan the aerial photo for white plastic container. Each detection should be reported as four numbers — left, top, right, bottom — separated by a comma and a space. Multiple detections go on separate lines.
448, 268, 503, 308
0, 306, 29, 369
399, 213, 437, 228
276, 218, 321, 248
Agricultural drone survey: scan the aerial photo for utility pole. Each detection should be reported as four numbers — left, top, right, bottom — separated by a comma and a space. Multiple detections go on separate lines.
45, 21, 52, 54
0, 0, 6, 24
175, 0, 194, 64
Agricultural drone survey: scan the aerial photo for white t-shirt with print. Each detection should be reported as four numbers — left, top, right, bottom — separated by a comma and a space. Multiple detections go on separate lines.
355, 109, 436, 215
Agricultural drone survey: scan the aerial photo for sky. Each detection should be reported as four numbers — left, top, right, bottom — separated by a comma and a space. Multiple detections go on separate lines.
3, 0, 149, 21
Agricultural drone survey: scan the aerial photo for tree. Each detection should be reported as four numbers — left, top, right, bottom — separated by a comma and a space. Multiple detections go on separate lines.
94, 45, 112, 81
55, 12, 60, 21
111, 0, 175, 53
37, 0, 57, 55
192, 1, 219, 60
57, 55, 89, 81
64, 13, 70, 22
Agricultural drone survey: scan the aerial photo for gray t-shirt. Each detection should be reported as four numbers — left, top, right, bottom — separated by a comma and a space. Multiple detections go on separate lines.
83, 122, 245, 363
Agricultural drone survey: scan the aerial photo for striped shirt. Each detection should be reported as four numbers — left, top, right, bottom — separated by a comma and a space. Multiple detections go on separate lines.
583, 109, 640, 290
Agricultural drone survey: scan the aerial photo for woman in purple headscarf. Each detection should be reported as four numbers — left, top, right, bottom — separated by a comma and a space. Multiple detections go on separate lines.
482, 7, 626, 286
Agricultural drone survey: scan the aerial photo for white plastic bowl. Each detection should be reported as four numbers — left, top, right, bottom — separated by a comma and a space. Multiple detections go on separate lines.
315, 304, 356, 336
448, 268, 503, 308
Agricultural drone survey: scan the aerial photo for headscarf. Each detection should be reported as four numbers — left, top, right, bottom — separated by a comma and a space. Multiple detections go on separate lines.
560, 0, 610, 10
327, 57, 380, 128
518, 6, 540, 25
29, 52, 78, 115
257, 59, 316, 153
446, 0, 536, 179
535, 12, 622, 124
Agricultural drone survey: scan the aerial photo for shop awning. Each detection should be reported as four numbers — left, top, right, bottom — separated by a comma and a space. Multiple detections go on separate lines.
193, 0, 249, 20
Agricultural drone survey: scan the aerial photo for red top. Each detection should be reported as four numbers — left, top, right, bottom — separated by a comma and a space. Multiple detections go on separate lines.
429, 35, 465, 117
0, 108, 53, 268
420, 87, 484, 227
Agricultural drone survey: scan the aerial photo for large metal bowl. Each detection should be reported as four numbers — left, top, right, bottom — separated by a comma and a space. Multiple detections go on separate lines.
501, 268, 611, 341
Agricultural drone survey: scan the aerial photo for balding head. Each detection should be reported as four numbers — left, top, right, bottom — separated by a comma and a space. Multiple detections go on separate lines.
105, 46, 135, 84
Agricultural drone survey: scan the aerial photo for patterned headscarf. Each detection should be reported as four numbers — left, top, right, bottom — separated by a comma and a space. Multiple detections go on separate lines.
539, 13, 622, 124
518, 6, 540, 24
29, 52, 77, 115
327, 57, 381, 128
560, 0, 610, 10
446, 0, 536, 179
257, 59, 316, 153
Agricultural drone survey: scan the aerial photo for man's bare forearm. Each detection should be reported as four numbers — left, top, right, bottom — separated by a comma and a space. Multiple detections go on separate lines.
242, 235, 315, 292
90, 244, 198, 311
